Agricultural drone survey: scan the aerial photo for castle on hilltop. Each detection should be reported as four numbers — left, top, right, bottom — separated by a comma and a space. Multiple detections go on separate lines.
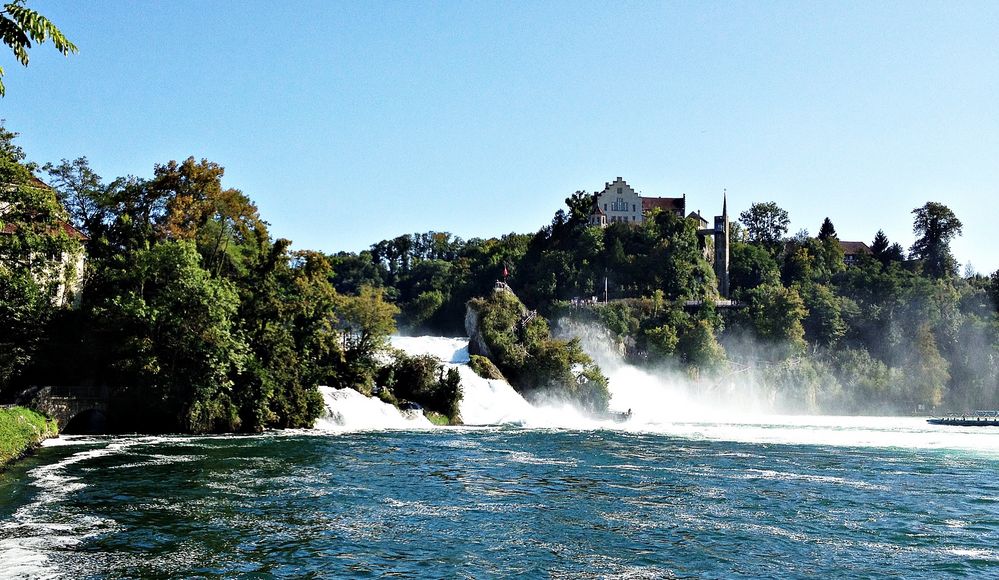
587, 177, 730, 297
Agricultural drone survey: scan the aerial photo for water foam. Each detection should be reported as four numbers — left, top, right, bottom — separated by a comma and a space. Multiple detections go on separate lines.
334, 335, 999, 453
0, 440, 136, 579
315, 386, 432, 431
389, 336, 603, 428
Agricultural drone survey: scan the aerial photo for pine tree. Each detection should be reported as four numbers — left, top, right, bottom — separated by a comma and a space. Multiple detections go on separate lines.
818, 217, 837, 240
871, 230, 890, 260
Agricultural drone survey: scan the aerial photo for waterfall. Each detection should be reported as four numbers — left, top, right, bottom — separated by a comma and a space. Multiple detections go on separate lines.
315, 386, 431, 431
389, 336, 537, 425
389, 336, 602, 427
316, 335, 625, 431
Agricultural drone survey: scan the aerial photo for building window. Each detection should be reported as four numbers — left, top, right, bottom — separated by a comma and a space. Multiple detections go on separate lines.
604, 203, 607, 211
632, 204, 636, 212
617, 187, 622, 194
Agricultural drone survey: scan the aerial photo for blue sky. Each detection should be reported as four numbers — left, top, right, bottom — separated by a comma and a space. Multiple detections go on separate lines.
4, 1, 998, 273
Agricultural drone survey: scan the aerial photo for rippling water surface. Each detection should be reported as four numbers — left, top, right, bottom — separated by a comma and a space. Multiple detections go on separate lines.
3, 420, 999, 578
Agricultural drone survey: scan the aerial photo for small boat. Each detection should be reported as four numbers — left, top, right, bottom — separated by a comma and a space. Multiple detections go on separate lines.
927, 411, 999, 427
594, 409, 632, 423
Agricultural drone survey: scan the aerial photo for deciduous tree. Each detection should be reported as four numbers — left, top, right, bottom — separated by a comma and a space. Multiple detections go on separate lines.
0, 0, 77, 96
910, 202, 963, 278
738, 202, 790, 253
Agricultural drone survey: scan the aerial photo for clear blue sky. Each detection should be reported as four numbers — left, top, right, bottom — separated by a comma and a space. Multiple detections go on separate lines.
4, 1, 998, 273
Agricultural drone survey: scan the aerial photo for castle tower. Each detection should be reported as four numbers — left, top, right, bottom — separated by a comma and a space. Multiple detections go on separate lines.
713, 191, 730, 298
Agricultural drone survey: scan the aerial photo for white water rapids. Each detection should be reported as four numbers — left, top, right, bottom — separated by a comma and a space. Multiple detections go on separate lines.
313, 335, 999, 456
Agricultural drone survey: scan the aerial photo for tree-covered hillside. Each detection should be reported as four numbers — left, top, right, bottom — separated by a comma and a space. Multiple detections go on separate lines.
3, 120, 997, 422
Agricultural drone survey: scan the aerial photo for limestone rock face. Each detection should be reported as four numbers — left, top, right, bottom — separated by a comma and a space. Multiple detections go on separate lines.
465, 304, 492, 359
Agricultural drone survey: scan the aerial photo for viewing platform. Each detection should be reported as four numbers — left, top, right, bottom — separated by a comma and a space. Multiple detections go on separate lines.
927, 411, 999, 427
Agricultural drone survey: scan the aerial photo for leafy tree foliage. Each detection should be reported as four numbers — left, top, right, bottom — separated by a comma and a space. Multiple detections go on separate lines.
871, 230, 890, 261
379, 353, 462, 423
0, 130, 83, 391
4, 121, 998, 420
910, 202, 963, 278
0, 0, 77, 96
738, 202, 790, 253
739, 283, 808, 359
468, 289, 610, 412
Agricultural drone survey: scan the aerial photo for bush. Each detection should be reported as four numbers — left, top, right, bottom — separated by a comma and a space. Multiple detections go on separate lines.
467, 290, 610, 413
380, 353, 462, 422
469, 355, 505, 380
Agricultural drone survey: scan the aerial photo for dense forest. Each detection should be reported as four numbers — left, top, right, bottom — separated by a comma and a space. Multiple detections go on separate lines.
2, 121, 998, 431
323, 188, 999, 414
1, 125, 408, 432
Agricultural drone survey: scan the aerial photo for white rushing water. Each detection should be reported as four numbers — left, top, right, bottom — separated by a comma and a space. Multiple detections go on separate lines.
315, 386, 432, 431
388, 336, 598, 428
378, 335, 999, 454
309, 334, 999, 453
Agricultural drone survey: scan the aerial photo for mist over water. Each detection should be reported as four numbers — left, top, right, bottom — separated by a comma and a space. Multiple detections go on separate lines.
3, 335, 999, 577
387, 336, 597, 428
383, 334, 999, 455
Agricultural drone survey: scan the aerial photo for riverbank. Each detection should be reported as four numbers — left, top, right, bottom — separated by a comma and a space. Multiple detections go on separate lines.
0, 406, 59, 468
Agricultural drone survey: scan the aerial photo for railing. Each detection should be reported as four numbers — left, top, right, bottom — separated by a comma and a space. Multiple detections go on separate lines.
37, 385, 109, 400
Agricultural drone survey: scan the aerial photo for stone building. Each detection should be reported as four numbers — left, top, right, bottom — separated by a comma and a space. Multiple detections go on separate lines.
0, 177, 88, 307
587, 177, 731, 298
839, 240, 872, 266
588, 177, 685, 226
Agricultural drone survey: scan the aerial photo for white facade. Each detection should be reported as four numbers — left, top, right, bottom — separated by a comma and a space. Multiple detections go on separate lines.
595, 177, 644, 224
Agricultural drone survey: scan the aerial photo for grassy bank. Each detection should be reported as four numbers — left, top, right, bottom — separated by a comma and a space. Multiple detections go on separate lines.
0, 406, 59, 468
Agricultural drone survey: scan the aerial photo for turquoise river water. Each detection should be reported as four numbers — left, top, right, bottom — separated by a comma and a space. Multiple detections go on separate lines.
2, 418, 999, 578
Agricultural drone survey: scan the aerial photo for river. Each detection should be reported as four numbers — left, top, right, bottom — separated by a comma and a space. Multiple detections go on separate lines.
1, 338, 997, 578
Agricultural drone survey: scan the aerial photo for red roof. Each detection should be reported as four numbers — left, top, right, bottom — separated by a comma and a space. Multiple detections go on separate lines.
839, 241, 871, 255
641, 196, 685, 213
0, 219, 88, 241
0, 174, 89, 241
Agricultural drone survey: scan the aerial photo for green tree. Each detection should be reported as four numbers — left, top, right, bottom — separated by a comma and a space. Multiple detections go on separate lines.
910, 202, 963, 278
677, 318, 726, 373
800, 283, 847, 348
0, 128, 83, 391
871, 230, 890, 263
42, 157, 118, 236
729, 241, 779, 293
335, 286, 399, 367
871, 230, 907, 267
739, 202, 790, 253
0, 1, 77, 96
817, 217, 837, 240
989, 270, 999, 313
564, 190, 595, 225
742, 283, 808, 359
907, 323, 950, 408
103, 241, 247, 433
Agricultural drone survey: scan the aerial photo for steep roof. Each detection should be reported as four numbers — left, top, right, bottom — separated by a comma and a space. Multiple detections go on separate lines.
641, 196, 684, 213
0, 175, 89, 241
687, 211, 708, 225
839, 240, 872, 255
0, 219, 88, 241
